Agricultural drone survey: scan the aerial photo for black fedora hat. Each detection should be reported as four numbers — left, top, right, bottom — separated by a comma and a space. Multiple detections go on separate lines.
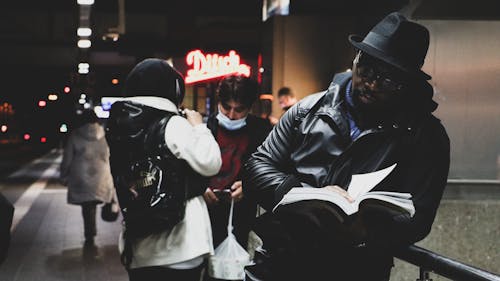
349, 12, 431, 80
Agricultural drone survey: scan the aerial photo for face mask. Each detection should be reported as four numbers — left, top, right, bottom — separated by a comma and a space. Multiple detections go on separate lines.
216, 111, 247, 131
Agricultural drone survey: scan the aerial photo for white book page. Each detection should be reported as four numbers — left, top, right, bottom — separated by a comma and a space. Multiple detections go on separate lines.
355, 192, 415, 217
364, 191, 412, 199
273, 187, 356, 215
347, 163, 397, 199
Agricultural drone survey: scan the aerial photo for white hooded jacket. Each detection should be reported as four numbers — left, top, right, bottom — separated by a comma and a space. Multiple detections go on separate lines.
117, 96, 222, 270
60, 122, 115, 205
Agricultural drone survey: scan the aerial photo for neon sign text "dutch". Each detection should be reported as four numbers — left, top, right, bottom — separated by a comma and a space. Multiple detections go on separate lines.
185, 50, 251, 84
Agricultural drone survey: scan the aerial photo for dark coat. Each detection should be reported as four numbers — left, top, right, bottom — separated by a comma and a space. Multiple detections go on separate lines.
243, 72, 450, 278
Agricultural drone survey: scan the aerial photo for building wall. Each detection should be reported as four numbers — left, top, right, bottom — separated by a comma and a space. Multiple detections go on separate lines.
270, 15, 357, 118
417, 20, 500, 180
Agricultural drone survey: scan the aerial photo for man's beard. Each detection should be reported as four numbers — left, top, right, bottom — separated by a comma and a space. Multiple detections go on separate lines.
351, 88, 401, 125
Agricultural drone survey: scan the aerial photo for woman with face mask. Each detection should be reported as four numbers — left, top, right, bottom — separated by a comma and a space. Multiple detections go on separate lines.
203, 75, 272, 281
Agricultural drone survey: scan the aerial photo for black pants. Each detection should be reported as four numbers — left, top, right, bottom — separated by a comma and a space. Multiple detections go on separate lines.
250, 207, 393, 281
208, 196, 257, 249
81, 202, 98, 240
128, 264, 204, 281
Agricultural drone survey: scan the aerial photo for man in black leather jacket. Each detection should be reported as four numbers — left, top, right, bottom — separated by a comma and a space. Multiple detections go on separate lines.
244, 12, 450, 280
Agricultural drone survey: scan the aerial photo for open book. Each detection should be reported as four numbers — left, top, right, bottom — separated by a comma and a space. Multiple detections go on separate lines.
273, 163, 415, 217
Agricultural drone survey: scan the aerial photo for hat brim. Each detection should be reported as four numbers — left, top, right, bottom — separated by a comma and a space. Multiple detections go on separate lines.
348, 34, 432, 80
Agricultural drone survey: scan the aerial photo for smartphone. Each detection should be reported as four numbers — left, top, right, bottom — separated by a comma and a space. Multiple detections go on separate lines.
213, 189, 232, 201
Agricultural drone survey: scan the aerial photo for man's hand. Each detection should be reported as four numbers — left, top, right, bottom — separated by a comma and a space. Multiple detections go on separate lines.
203, 188, 219, 205
204, 181, 244, 205
184, 109, 203, 126
230, 180, 244, 202
321, 185, 354, 203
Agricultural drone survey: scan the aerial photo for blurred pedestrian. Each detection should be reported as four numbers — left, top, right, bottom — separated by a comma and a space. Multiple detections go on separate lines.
204, 74, 272, 280
60, 109, 115, 247
257, 97, 279, 126
277, 87, 297, 112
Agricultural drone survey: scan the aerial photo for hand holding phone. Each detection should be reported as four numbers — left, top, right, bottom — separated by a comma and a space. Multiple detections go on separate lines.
213, 189, 232, 202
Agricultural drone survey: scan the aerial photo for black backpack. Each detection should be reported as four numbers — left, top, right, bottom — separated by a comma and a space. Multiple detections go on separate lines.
105, 101, 207, 267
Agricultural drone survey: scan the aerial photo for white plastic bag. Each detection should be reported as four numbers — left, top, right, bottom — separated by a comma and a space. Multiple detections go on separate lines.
208, 199, 251, 280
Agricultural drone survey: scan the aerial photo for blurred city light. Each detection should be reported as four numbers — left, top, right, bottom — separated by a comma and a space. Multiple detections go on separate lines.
23, 134, 30, 141
38, 100, 47, 107
0, 103, 14, 114
101, 97, 122, 111
77, 39, 91, 48
40, 137, 47, 143
64, 86, 71, 93
78, 63, 90, 74
77, 0, 94, 5
48, 94, 58, 101
111, 78, 119, 85
59, 124, 68, 133
94, 106, 109, 118
1, 125, 7, 133
259, 94, 274, 100
77, 27, 92, 37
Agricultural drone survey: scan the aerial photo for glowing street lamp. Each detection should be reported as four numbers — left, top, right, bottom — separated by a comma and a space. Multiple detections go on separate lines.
77, 27, 92, 37
77, 39, 91, 49
77, 0, 94, 5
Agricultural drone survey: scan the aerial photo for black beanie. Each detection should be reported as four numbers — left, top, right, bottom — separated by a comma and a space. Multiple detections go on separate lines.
123, 58, 185, 106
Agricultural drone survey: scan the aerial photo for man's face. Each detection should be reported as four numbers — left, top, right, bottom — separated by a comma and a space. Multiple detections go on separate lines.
351, 52, 407, 111
219, 99, 250, 120
279, 95, 296, 110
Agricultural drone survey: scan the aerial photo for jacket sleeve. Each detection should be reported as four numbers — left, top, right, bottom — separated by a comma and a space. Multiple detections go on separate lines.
164, 115, 222, 177
243, 104, 304, 211
362, 120, 450, 251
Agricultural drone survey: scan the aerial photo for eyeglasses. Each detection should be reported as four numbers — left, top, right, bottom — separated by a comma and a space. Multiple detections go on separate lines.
355, 53, 405, 92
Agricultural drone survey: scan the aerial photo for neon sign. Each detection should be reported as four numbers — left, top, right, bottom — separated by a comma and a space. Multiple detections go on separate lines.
185, 50, 251, 84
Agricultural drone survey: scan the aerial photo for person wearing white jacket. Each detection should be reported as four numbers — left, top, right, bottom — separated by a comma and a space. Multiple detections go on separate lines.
60, 109, 115, 246
107, 58, 222, 281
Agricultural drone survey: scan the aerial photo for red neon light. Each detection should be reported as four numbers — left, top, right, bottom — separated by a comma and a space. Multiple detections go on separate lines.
257, 53, 262, 84
185, 50, 251, 84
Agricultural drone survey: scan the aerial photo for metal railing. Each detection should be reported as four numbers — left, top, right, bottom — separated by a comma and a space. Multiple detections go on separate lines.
395, 245, 500, 281
397, 180, 500, 281
447, 179, 500, 186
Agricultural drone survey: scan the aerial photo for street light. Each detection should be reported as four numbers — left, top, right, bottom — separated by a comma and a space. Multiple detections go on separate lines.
77, 27, 92, 37
77, 0, 94, 5
77, 39, 91, 48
